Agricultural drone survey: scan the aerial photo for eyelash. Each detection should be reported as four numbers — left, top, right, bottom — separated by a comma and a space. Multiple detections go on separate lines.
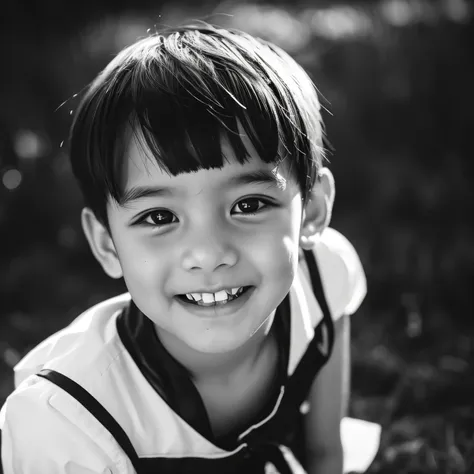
136, 197, 275, 228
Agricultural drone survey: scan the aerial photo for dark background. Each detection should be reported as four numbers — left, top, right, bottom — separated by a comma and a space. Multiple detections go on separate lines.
1, 0, 473, 472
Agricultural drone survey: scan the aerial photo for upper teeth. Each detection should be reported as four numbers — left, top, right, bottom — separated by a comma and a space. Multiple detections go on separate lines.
185, 287, 243, 302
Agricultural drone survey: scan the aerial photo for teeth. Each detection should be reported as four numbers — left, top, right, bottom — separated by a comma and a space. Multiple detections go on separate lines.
183, 287, 248, 305
186, 293, 202, 301
201, 293, 214, 303
214, 290, 228, 302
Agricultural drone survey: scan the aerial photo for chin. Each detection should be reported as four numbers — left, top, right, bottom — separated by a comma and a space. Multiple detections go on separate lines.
187, 331, 249, 355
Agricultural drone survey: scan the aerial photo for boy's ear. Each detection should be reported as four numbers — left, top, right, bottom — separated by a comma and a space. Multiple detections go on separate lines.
300, 167, 335, 250
81, 208, 123, 279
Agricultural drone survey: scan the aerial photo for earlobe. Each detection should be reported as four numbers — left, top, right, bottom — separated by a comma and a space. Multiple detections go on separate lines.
81, 208, 123, 279
300, 167, 335, 250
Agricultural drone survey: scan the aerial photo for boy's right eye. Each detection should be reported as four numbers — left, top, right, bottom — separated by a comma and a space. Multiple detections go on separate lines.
138, 210, 177, 227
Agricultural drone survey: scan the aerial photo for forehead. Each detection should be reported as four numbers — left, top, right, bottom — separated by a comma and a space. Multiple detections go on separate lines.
121, 127, 295, 195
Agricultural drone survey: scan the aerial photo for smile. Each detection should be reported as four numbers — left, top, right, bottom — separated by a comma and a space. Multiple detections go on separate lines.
177, 286, 252, 307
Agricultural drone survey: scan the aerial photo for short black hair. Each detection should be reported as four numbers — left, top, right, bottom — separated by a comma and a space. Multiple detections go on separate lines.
69, 22, 327, 226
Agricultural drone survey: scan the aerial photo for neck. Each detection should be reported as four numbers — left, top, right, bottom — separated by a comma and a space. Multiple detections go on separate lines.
156, 313, 276, 383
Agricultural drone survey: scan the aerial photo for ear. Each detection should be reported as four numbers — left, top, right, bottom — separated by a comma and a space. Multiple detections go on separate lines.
81, 208, 123, 279
300, 167, 335, 250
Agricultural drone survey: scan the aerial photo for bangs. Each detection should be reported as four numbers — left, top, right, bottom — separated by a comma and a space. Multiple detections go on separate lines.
70, 25, 324, 214
129, 68, 283, 178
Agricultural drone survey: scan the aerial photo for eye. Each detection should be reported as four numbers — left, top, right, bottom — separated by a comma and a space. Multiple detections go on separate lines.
232, 197, 270, 215
139, 210, 177, 227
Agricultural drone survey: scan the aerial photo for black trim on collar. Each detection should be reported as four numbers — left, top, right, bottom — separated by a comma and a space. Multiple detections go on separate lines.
116, 302, 214, 440
116, 293, 291, 450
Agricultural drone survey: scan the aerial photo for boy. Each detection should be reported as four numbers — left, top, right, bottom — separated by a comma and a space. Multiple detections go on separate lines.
0, 23, 375, 473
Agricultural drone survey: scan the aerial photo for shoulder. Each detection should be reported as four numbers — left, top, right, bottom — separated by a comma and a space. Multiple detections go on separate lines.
310, 227, 367, 320
9, 293, 143, 446
0, 372, 134, 473
3, 293, 140, 468
13, 293, 132, 388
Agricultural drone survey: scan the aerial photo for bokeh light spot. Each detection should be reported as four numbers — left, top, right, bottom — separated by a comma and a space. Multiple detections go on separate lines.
3, 169, 22, 190
443, 0, 471, 23
3, 347, 21, 368
310, 6, 373, 40
14, 129, 49, 160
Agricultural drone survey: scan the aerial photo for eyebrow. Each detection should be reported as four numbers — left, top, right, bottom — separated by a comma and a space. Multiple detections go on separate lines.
119, 169, 282, 207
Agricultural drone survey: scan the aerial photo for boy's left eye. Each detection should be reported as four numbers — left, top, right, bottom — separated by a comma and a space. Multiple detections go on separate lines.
232, 197, 270, 215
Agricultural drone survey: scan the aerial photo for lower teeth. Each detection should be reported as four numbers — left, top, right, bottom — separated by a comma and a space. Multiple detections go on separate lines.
197, 299, 231, 306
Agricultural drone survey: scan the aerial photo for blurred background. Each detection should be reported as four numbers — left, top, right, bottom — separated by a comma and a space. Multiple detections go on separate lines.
1, 0, 473, 472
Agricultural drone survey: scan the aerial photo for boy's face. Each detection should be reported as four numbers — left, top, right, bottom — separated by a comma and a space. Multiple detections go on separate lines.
105, 131, 305, 355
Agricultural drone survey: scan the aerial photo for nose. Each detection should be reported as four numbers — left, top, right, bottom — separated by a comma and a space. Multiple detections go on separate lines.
180, 222, 238, 273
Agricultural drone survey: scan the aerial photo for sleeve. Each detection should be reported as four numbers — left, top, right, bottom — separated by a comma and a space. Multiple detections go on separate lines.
314, 228, 367, 320
0, 377, 130, 474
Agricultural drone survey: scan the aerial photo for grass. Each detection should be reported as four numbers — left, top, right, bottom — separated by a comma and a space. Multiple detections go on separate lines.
350, 303, 474, 473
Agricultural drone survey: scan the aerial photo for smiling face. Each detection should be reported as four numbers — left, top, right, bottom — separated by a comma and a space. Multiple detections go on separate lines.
101, 131, 303, 357
82, 124, 335, 363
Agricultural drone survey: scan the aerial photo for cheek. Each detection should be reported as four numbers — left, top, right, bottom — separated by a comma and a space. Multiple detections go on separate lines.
113, 234, 167, 289
270, 200, 302, 277
244, 211, 301, 283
